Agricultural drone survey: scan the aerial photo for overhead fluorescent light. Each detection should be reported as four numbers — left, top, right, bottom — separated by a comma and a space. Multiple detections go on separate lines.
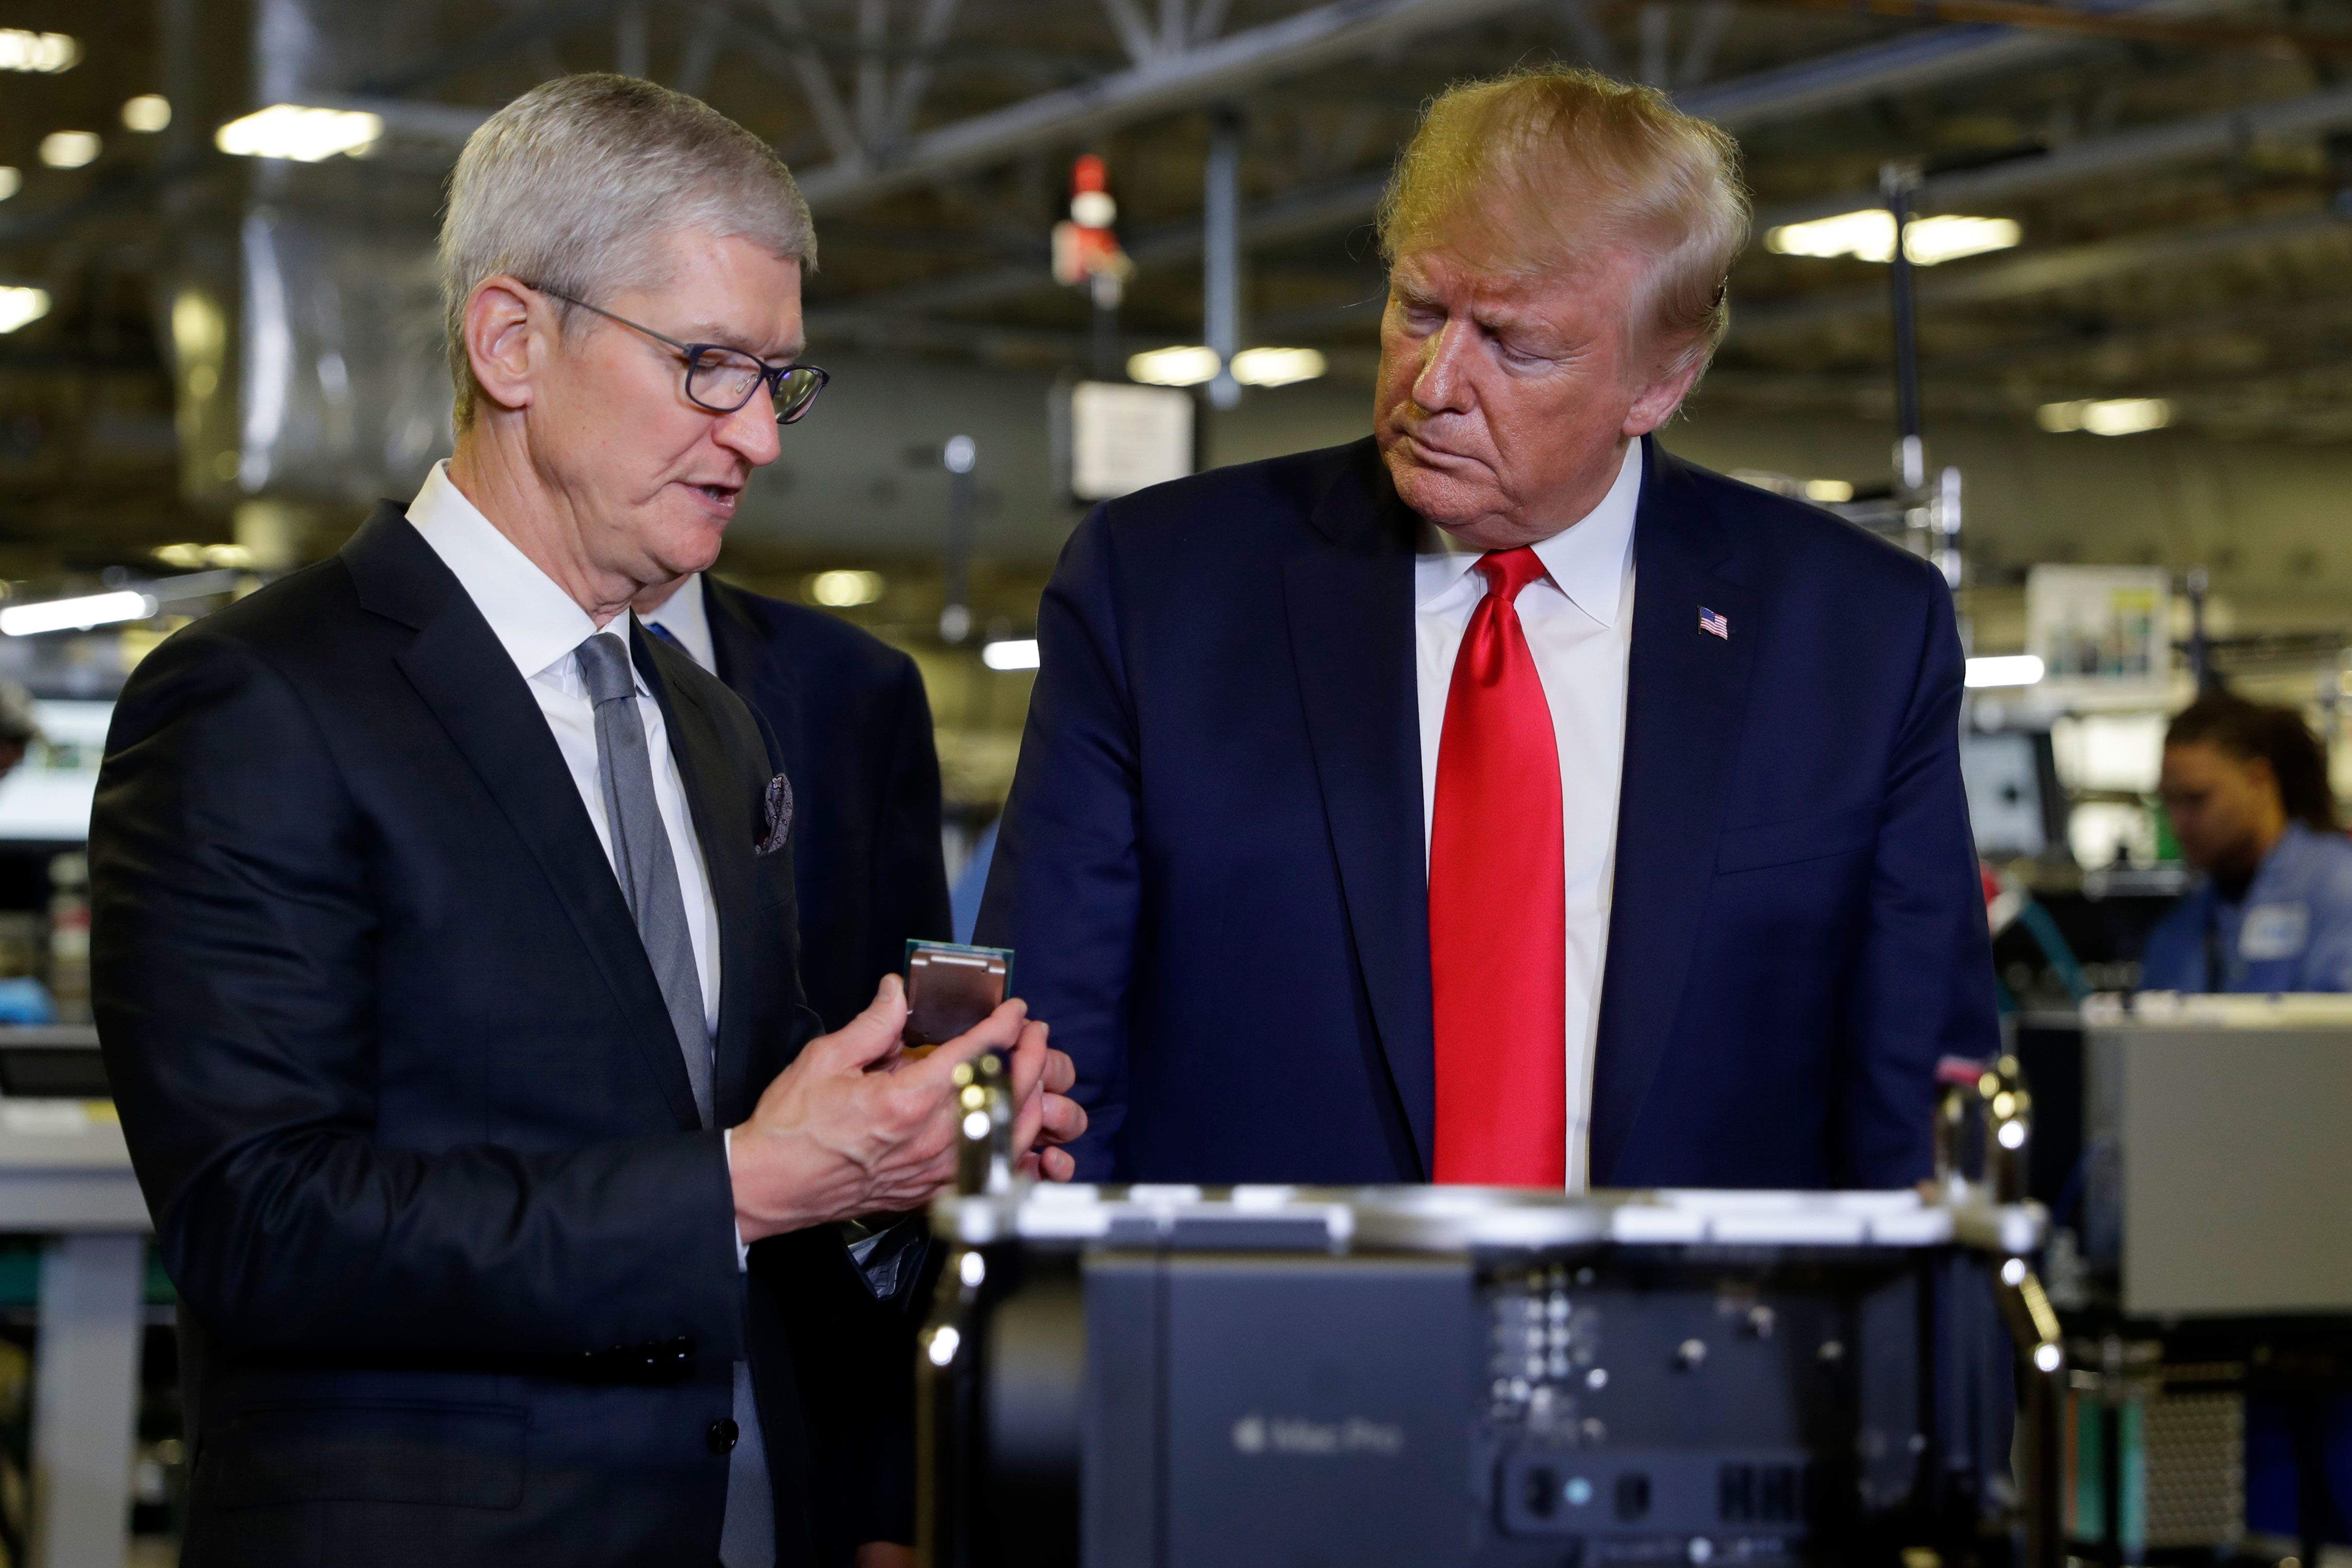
0, 168, 19, 203
0, 30, 79, 73
1231, 347, 1327, 388
215, 104, 384, 162
1129, 345, 1330, 390
1903, 216, 2023, 265
1765, 210, 2021, 266
805, 569, 883, 608
121, 95, 171, 133
38, 132, 100, 170
0, 591, 157, 637
981, 638, 1041, 671
1127, 345, 1221, 387
153, 543, 256, 570
2036, 397, 2171, 436
0, 287, 50, 335
1965, 654, 2046, 689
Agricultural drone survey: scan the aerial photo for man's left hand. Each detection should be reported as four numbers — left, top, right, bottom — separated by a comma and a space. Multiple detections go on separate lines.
1004, 1022, 1083, 1181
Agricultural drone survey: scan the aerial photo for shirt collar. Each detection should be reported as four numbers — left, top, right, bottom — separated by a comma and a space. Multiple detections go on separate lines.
639, 572, 717, 676
404, 460, 635, 689
1412, 440, 1643, 626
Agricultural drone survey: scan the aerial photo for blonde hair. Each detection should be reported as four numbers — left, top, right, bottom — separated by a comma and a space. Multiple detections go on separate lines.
440, 74, 816, 432
1376, 67, 1749, 375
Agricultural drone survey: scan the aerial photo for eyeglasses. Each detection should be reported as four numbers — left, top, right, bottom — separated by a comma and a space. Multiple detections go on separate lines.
532, 286, 829, 425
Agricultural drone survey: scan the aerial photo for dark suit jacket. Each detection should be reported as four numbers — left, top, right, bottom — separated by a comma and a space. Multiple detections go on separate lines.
701, 575, 952, 1032
978, 435, 1998, 1189
91, 506, 835, 1566
697, 574, 952, 1553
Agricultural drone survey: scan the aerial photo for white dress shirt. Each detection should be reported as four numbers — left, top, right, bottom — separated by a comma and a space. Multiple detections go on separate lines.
640, 572, 719, 676
405, 461, 722, 1036
1414, 440, 1642, 1191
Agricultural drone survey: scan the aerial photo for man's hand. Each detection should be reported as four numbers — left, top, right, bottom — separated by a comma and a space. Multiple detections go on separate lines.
729, 975, 1083, 1242
1011, 1025, 1084, 1182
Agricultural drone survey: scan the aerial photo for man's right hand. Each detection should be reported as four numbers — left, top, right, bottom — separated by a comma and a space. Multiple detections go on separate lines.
728, 975, 1042, 1243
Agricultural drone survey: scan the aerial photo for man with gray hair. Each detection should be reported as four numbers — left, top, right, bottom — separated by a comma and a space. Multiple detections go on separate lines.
92, 75, 1078, 1567
982, 67, 1995, 1191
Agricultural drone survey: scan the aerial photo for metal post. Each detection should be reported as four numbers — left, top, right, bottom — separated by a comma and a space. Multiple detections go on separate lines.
1882, 162, 1925, 497
30, 1234, 145, 1568
2185, 567, 2213, 692
160, 0, 199, 167
1934, 464, 1963, 590
939, 435, 977, 644
1204, 110, 1243, 411
1091, 277, 1121, 381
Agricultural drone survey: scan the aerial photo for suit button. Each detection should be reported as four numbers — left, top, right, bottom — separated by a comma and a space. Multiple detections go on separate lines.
707, 1418, 739, 1454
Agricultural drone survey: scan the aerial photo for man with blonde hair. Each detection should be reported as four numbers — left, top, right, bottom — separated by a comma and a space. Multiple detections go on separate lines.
982, 68, 1995, 1190
93, 75, 1077, 1566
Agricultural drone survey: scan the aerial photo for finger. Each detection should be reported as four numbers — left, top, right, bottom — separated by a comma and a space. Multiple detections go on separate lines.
1041, 1045, 1076, 1097
1010, 1083, 1046, 1166
1005, 1019, 1050, 1110
1037, 1090, 1087, 1147
806, 974, 909, 1072
1039, 1145, 1077, 1182
1000, 1021, 1053, 1158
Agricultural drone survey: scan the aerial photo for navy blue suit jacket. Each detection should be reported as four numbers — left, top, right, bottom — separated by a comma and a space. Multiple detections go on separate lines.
978, 436, 1997, 1189
696, 574, 952, 1555
702, 575, 953, 1032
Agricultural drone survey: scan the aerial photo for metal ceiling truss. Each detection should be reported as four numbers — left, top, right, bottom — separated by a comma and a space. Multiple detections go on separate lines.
818, 78, 2352, 333
790, 0, 1543, 210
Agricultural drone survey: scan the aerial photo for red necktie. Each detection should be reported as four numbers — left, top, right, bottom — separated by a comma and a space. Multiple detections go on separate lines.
1429, 546, 1567, 1186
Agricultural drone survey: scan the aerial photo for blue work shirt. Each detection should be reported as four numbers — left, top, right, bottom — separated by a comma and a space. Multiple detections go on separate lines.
2142, 822, 2352, 992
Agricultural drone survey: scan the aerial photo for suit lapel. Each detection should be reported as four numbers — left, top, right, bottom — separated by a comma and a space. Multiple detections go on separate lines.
343, 512, 703, 1132
1588, 439, 1762, 1182
635, 626, 762, 1127
1283, 445, 1435, 1176
706, 576, 808, 783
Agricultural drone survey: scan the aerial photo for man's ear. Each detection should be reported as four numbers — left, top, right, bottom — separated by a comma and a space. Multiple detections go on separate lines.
463, 275, 545, 418
2244, 753, 2281, 800
1622, 342, 1707, 439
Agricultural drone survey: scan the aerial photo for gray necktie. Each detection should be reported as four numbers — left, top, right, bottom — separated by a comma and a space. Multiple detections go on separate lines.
574, 632, 773, 1567
575, 631, 713, 1125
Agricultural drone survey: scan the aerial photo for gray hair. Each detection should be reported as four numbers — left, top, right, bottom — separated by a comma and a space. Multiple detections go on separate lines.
439, 74, 817, 432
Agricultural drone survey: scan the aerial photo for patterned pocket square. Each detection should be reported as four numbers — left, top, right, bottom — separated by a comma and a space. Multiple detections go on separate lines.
756, 771, 794, 856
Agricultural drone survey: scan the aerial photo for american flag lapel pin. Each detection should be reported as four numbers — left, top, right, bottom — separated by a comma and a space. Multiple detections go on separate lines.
1699, 606, 1730, 640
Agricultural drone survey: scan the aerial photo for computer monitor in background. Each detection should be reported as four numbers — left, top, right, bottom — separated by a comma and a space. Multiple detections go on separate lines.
0, 701, 109, 847
1960, 727, 2069, 861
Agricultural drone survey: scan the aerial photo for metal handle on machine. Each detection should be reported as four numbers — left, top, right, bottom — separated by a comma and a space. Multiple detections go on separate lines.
953, 1049, 1016, 1197
1937, 1052, 2067, 1568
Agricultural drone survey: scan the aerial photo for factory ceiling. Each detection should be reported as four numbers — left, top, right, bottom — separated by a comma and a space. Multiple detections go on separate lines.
2, 0, 2351, 573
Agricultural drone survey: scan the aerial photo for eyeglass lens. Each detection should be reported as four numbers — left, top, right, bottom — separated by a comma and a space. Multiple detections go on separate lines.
686, 350, 825, 424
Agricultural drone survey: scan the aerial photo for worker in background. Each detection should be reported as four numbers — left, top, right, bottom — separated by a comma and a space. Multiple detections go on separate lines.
2144, 692, 2352, 992
633, 567, 953, 1556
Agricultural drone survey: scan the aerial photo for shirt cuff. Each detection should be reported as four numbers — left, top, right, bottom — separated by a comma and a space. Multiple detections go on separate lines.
721, 1126, 749, 1271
